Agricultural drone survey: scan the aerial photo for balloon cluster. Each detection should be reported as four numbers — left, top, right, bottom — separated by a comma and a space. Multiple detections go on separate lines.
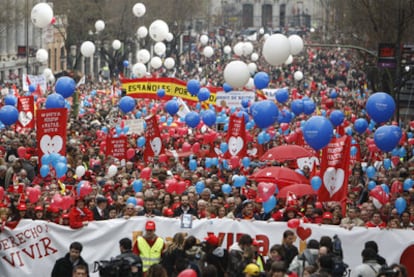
40, 152, 68, 179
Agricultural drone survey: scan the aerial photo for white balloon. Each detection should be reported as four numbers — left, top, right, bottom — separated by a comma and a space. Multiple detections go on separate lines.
132, 3, 146, 17
262, 34, 291, 66
223, 60, 250, 89
43, 68, 53, 77
154, 42, 166, 56
112, 39, 122, 50
288, 34, 304, 55
132, 63, 147, 77
294, 70, 304, 81
263, 33, 270, 40
203, 46, 214, 58
149, 19, 169, 42
165, 32, 174, 42
107, 165, 118, 178
284, 55, 293, 65
31, 3, 53, 28
247, 63, 257, 75
251, 52, 259, 62
245, 78, 255, 90
95, 20, 105, 32
137, 26, 148, 38
36, 49, 48, 63
48, 74, 55, 83
223, 45, 232, 54
233, 42, 244, 56
75, 165, 86, 178
200, 35, 209, 45
150, 57, 162, 69
164, 57, 175, 69
80, 41, 96, 57
242, 42, 254, 56
136, 49, 151, 64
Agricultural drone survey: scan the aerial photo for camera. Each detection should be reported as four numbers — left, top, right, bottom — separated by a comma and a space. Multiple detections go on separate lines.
377, 266, 399, 277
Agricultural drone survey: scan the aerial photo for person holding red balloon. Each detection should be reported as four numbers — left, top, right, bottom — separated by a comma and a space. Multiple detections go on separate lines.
68, 196, 93, 229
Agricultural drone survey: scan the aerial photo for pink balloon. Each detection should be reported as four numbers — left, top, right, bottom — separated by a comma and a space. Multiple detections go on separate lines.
61, 196, 75, 210
79, 183, 92, 197
141, 167, 152, 180
192, 142, 200, 153
27, 187, 41, 204
126, 148, 136, 160
51, 193, 63, 209
182, 142, 191, 152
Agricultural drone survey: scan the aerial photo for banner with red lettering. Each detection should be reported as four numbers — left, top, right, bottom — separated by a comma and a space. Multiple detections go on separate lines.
144, 115, 164, 162
36, 108, 67, 160
16, 96, 35, 133
224, 114, 247, 159
318, 136, 351, 202
0, 218, 413, 277
106, 136, 127, 161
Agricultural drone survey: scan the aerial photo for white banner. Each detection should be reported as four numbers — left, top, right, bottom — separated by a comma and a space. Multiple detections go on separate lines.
22, 74, 48, 93
215, 91, 256, 107
0, 218, 413, 276
123, 119, 145, 135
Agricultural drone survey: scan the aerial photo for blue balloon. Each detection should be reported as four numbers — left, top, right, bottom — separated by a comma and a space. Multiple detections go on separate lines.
222, 184, 232, 194
189, 159, 197, 171
366, 166, 376, 179
29, 84, 36, 93
311, 176, 322, 191
383, 158, 391, 170
201, 109, 216, 127
374, 125, 402, 152
303, 116, 333, 151
45, 93, 65, 109
135, 111, 142, 118
4, 95, 17, 106
236, 111, 249, 124
278, 108, 293, 123
126, 197, 137, 206
354, 118, 368, 134
291, 99, 304, 116
368, 180, 376, 190
275, 88, 289, 103
165, 99, 179, 116
220, 142, 228, 153
55, 162, 68, 178
0, 105, 18, 125
330, 90, 338, 98
133, 179, 143, 192
252, 100, 278, 129
329, 110, 345, 127
398, 147, 407, 157
40, 164, 50, 178
185, 111, 200, 128
403, 178, 413, 191
55, 76, 76, 98
160, 115, 166, 123
395, 197, 407, 214
157, 88, 166, 98
242, 157, 251, 168
123, 60, 129, 67
380, 183, 390, 194
137, 136, 146, 147
303, 100, 316, 115
234, 176, 246, 188
195, 181, 205, 194
253, 71, 270, 90
198, 88, 211, 102
223, 83, 233, 92
187, 79, 201, 96
41, 154, 51, 165
350, 146, 357, 157
241, 98, 250, 108
263, 196, 277, 213
366, 92, 396, 124
118, 96, 136, 113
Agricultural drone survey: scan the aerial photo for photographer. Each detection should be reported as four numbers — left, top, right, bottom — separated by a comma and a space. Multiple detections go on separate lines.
115, 238, 143, 277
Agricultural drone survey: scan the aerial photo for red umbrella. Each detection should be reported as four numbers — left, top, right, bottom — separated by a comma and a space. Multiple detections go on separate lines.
277, 183, 316, 199
249, 166, 309, 188
259, 145, 313, 162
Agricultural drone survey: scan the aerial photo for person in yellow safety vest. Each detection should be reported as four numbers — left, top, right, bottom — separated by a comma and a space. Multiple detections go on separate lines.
252, 239, 265, 273
132, 220, 165, 274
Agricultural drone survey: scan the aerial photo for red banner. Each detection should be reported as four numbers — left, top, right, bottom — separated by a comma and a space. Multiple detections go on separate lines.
318, 136, 351, 202
144, 115, 164, 162
106, 136, 127, 161
16, 96, 35, 133
36, 108, 68, 159
224, 114, 247, 159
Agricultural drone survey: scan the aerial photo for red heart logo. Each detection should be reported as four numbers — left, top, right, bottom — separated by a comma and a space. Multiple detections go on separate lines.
296, 226, 312, 241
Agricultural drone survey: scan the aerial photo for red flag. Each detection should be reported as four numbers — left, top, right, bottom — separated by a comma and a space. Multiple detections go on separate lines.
224, 114, 247, 159
144, 115, 164, 162
16, 96, 35, 133
286, 191, 298, 207
318, 136, 351, 202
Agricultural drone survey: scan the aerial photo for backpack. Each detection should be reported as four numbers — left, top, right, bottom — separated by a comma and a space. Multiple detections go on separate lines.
331, 235, 349, 277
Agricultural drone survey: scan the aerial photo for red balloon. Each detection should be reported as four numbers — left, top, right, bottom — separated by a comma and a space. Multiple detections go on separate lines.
229, 156, 240, 169
79, 183, 92, 197
140, 167, 152, 180
126, 148, 136, 160
165, 179, 178, 194
177, 269, 197, 277
136, 198, 144, 207
182, 142, 191, 152
159, 154, 168, 163
287, 218, 301, 229
192, 142, 200, 153
0, 186, 4, 201
257, 182, 277, 202
175, 181, 187, 194
61, 196, 75, 210
280, 123, 289, 131
51, 193, 63, 209
27, 187, 41, 204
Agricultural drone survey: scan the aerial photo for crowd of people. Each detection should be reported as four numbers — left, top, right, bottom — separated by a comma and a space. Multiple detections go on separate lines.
0, 29, 413, 277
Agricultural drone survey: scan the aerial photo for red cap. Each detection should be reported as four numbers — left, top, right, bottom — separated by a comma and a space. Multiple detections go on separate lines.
322, 212, 333, 220
163, 208, 174, 217
62, 213, 70, 219
145, 220, 156, 230
34, 206, 43, 212
204, 234, 219, 246
17, 204, 27, 211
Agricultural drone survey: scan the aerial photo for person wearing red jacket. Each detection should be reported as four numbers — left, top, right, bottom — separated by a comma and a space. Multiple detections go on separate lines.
69, 197, 93, 229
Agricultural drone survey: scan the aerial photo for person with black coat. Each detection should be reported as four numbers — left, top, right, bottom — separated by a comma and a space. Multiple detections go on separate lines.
51, 241, 89, 277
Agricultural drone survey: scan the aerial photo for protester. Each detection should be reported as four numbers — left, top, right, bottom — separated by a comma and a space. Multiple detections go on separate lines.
72, 264, 88, 277
51, 241, 89, 277
115, 237, 143, 277
288, 239, 319, 276
228, 234, 254, 277
281, 230, 299, 268
351, 248, 382, 277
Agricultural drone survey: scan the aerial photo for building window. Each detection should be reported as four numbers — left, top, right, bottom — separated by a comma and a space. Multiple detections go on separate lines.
242, 4, 254, 28
262, 4, 273, 29
279, 4, 286, 30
